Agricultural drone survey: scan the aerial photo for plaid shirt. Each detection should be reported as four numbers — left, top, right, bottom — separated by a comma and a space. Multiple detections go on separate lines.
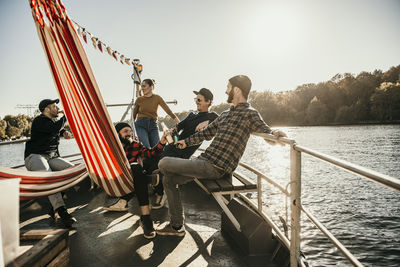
185, 102, 272, 174
123, 140, 165, 164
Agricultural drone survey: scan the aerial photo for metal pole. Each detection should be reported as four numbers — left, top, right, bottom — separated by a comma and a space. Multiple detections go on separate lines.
257, 174, 262, 212
290, 144, 301, 267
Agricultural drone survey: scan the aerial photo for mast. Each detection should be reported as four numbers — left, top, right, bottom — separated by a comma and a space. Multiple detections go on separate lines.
120, 59, 142, 137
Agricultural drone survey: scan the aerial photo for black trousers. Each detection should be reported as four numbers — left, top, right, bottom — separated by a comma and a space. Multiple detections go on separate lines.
130, 157, 162, 206
131, 164, 150, 206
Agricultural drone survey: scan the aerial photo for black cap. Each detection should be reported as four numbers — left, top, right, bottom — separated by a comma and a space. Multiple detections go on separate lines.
229, 75, 252, 97
193, 88, 213, 101
115, 122, 132, 133
39, 99, 59, 112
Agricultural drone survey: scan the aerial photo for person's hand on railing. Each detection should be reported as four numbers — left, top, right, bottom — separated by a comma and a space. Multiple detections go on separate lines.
272, 129, 287, 146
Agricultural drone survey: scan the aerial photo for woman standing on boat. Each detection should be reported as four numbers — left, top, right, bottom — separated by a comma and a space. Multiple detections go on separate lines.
133, 79, 180, 147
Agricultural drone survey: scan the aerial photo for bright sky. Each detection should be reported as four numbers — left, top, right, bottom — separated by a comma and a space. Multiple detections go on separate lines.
0, 0, 399, 122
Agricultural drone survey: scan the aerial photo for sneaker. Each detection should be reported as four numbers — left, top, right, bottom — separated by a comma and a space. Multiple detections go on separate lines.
156, 223, 185, 237
103, 198, 128, 211
147, 173, 159, 187
140, 215, 156, 239
55, 206, 77, 228
151, 193, 166, 210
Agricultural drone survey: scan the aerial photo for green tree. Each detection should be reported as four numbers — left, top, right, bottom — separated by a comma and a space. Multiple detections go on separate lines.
305, 96, 329, 125
335, 105, 355, 123
0, 120, 7, 139
382, 65, 400, 83
6, 123, 22, 138
371, 82, 400, 121
210, 103, 230, 115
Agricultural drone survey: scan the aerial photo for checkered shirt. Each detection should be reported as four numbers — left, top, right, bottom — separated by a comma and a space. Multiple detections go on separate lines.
185, 102, 272, 174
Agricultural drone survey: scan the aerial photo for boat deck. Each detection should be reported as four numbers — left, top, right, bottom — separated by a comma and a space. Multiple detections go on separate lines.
20, 178, 275, 266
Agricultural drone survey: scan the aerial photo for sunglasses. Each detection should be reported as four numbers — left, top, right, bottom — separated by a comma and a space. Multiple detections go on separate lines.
194, 97, 202, 103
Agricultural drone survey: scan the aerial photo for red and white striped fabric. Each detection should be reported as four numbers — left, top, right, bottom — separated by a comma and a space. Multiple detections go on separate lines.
27, 0, 134, 196
0, 164, 87, 200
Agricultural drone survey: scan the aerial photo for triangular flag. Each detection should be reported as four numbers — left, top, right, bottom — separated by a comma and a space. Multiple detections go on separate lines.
91, 36, 98, 49
124, 57, 131, 65
112, 51, 118, 61
82, 29, 87, 43
98, 41, 103, 52
120, 55, 125, 64
77, 27, 83, 37
106, 46, 112, 56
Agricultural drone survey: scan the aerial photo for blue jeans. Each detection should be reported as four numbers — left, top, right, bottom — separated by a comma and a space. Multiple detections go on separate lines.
158, 157, 224, 227
135, 118, 160, 148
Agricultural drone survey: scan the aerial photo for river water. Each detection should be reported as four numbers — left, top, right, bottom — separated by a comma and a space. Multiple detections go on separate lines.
1, 125, 399, 266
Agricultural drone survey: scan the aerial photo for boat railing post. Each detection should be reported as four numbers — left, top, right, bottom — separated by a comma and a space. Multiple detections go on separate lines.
290, 144, 301, 267
257, 175, 262, 212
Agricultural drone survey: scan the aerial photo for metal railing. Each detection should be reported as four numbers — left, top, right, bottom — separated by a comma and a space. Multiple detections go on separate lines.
249, 132, 399, 267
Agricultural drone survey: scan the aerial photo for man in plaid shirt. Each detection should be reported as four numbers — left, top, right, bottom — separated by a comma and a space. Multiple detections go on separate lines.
157, 75, 287, 236
104, 122, 167, 239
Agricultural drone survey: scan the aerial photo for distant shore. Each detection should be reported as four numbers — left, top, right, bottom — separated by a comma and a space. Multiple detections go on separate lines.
271, 120, 400, 127
1, 122, 399, 145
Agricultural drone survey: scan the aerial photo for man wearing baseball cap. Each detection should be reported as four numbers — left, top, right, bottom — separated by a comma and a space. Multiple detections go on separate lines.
157, 75, 287, 236
24, 98, 76, 228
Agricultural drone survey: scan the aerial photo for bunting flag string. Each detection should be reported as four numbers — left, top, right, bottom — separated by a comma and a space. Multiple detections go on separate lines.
71, 19, 138, 67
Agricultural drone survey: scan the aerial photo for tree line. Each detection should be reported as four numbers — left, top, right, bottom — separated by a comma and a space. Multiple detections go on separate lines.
1, 65, 399, 140
160, 64, 400, 127
0, 114, 33, 140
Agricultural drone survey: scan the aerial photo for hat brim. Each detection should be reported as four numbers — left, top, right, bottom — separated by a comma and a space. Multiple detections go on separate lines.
193, 91, 200, 95
39, 99, 60, 112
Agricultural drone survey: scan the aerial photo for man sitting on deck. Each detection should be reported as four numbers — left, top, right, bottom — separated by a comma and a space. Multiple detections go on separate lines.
157, 75, 287, 236
24, 98, 76, 228
152, 88, 218, 208
112, 122, 168, 239
104, 88, 218, 211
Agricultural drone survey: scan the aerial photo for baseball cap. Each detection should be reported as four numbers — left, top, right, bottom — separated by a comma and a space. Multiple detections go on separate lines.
39, 99, 59, 112
193, 88, 213, 101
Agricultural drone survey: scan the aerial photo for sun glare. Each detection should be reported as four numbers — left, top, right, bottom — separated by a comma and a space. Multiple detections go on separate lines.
246, 2, 304, 55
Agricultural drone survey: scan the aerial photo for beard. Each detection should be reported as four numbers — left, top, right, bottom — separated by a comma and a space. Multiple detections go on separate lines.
119, 134, 131, 146
227, 89, 234, 103
50, 110, 58, 119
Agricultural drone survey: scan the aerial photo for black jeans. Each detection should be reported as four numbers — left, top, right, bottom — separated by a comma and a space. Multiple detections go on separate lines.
131, 157, 162, 206
131, 164, 150, 206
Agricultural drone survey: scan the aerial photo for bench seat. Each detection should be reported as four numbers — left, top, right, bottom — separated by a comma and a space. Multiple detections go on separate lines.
195, 171, 257, 232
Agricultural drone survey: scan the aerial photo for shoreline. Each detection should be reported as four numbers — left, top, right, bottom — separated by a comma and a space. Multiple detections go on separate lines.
270, 120, 400, 127
1, 122, 400, 144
